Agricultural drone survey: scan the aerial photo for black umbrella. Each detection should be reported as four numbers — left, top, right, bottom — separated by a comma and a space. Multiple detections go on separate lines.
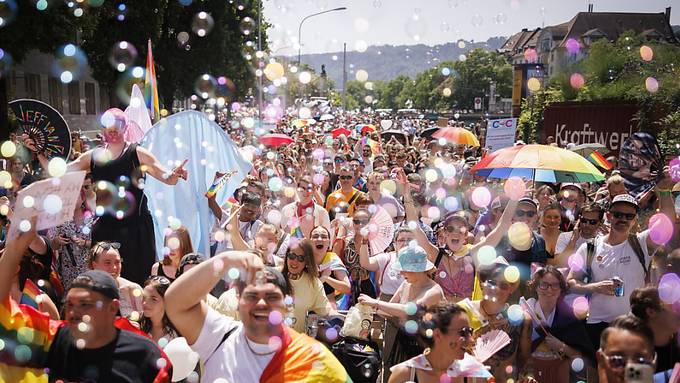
419, 126, 440, 139
9, 99, 72, 159
380, 130, 409, 146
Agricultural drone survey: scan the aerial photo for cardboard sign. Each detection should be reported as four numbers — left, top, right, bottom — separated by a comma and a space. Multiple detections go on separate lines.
12, 171, 86, 231
485, 118, 517, 152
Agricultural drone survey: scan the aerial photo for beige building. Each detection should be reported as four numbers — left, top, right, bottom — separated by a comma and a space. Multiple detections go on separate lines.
500, 7, 678, 78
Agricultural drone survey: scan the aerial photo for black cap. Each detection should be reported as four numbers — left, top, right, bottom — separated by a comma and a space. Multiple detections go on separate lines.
71, 270, 120, 300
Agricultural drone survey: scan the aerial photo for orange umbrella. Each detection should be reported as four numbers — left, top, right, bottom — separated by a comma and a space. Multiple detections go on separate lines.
432, 127, 480, 147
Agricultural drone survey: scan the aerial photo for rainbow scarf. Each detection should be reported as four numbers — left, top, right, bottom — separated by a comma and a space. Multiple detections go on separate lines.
260, 327, 352, 383
20, 279, 42, 310
587, 150, 613, 170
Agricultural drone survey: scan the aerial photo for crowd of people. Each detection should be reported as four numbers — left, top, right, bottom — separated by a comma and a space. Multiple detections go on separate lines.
0, 106, 679, 383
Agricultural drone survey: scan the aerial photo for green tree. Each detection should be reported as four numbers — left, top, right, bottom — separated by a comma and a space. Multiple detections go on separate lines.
82, 0, 263, 109
376, 75, 409, 109
0, 0, 87, 139
450, 49, 512, 110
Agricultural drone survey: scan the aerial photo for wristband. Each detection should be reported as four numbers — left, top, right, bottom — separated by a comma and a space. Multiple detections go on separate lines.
658, 190, 671, 197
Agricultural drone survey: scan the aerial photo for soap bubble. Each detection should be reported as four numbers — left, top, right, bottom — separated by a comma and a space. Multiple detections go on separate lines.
192, 12, 214, 37
108, 41, 138, 72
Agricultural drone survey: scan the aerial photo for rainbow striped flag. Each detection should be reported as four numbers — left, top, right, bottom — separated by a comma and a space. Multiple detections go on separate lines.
0, 297, 61, 382
587, 150, 613, 170
144, 39, 160, 122
361, 136, 381, 155
260, 327, 352, 383
20, 279, 42, 310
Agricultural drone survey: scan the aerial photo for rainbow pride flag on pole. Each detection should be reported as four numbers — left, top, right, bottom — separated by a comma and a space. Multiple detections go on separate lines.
587, 150, 613, 170
20, 279, 42, 310
144, 39, 161, 122
260, 327, 352, 383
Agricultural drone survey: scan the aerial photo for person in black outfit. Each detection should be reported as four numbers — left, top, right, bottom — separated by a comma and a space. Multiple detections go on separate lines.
630, 286, 680, 372
63, 109, 188, 285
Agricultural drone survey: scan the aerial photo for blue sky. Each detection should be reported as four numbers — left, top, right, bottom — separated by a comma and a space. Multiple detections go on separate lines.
263, 0, 680, 55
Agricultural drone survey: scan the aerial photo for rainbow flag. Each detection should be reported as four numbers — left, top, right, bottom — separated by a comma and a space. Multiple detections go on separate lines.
144, 39, 161, 122
587, 150, 613, 170
20, 279, 42, 310
361, 136, 381, 155
205, 170, 238, 198
0, 297, 61, 382
260, 327, 352, 383
290, 225, 305, 239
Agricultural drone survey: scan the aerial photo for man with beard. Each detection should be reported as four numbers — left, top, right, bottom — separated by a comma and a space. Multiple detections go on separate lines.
165, 251, 350, 382
567, 169, 675, 350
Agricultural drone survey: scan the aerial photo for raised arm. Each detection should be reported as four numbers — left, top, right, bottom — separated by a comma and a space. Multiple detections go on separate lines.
400, 170, 438, 261
0, 219, 38, 303
648, 167, 676, 250
358, 242, 380, 272
135, 146, 187, 185
165, 251, 263, 344
226, 205, 251, 251
67, 149, 93, 173
470, 199, 518, 258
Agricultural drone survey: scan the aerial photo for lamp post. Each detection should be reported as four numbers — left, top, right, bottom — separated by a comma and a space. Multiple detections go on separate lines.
297, 7, 347, 66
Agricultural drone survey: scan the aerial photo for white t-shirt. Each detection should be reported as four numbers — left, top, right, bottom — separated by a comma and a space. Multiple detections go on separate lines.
573, 230, 651, 323
555, 231, 588, 255
212, 209, 263, 254
191, 308, 275, 383
280, 201, 331, 237
373, 252, 403, 296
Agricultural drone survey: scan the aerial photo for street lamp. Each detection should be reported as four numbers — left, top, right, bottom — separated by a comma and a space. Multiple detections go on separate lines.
297, 7, 347, 66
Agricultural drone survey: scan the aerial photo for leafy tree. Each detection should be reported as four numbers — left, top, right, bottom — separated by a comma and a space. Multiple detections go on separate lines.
82, 0, 263, 109
0, 0, 86, 139
375, 75, 410, 110
450, 49, 512, 110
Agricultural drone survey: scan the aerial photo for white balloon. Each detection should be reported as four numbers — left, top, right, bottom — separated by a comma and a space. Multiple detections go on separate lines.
164, 337, 200, 382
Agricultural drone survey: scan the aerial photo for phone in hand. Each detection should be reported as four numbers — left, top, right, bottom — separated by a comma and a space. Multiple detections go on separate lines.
624, 362, 654, 383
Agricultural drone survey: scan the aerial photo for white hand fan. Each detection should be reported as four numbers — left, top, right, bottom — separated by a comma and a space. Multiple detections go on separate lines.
367, 206, 395, 254
473, 329, 511, 363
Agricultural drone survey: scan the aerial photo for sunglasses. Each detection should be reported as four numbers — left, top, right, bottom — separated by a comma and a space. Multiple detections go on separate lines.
310, 234, 329, 240
580, 218, 599, 225
445, 225, 461, 233
563, 198, 577, 203
457, 326, 474, 338
515, 210, 536, 218
538, 281, 561, 291
147, 275, 171, 285
485, 279, 512, 291
601, 352, 655, 370
610, 211, 636, 221
286, 251, 306, 263
93, 241, 121, 253
353, 219, 369, 225
334, 158, 346, 164
339, 175, 353, 180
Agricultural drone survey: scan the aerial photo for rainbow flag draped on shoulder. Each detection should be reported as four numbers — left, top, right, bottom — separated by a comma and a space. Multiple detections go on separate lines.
260, 327, 352, 383
0, 297, 61, 382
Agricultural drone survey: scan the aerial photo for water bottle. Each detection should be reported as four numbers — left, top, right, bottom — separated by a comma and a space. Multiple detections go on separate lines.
307, 312, 318, 338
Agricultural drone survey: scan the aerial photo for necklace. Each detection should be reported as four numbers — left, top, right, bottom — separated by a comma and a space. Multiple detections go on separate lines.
288, 272, 302, 280
244, 334, 276, 356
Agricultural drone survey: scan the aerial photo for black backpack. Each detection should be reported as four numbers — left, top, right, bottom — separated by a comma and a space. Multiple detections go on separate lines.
331, 336, 382, 383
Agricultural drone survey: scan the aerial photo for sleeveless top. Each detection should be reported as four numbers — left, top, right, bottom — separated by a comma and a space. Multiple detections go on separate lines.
90, 143, 149, 221
434, 245, 474, 299
154, 261, 176, 282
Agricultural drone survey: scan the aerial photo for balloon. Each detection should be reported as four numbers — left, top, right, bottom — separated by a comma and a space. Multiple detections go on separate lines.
649, 213, 673, 245
507, 222, 532, 251
380, 120, 393, 130
503, 177, 526, 201
164, 337, 199, 382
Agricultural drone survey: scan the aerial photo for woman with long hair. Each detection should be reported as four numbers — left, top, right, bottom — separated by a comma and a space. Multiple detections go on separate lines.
140, 275, 178, 343
534, 185, 556, 212
388, 302, 475, 383
525, 266, 593, 382
309, 225, 350, 309
151, 226, 193, 282
538, 203, 562, 261
281, 239, 332, 333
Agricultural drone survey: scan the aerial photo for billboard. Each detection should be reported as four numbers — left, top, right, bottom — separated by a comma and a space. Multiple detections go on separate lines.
542, 102, 639, 153
485, 118, 518, 152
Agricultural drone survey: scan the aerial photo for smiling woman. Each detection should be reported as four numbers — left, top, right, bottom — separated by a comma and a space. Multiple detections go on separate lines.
281, 239, 332, 333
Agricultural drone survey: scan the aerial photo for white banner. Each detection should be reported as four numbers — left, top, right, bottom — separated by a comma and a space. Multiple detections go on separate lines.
485, 118, 517, 152
13, 171, 86, 231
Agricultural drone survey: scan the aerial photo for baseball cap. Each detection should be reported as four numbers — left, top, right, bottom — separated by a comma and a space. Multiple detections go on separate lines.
70, 270, 120, 300
560, 183, 584, 193
610, 194, 639, 211
672, 182, 680, 193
